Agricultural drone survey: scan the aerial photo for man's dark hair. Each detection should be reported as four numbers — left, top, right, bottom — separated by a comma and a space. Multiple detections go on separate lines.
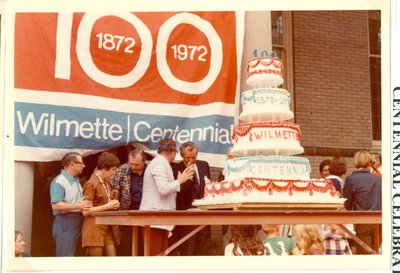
157, 138, 176, 154
128, 149, 146, 162
61, 152, 81, 168
179, 141, 199, 154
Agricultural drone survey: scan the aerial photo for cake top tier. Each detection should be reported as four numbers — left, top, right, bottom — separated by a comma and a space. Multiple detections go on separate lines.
246, 57, 284, 88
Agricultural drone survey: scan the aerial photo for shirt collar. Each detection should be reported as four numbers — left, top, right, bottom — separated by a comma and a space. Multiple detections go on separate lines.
61, 169, 78, 184
127, 165, 146, 176
355, 168, 370, 173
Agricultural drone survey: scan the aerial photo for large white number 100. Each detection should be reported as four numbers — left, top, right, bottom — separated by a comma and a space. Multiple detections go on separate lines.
55, 12, 223, 94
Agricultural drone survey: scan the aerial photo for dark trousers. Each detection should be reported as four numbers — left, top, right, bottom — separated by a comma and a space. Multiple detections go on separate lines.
117, 226, 144, 256
52, 212, 83, 256
355, 224, 382, 254
169, 225, 211, 256
149, 228, 169, 256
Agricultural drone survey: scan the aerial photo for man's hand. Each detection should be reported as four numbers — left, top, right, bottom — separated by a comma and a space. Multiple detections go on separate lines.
78, 197, 93, 211
177, 163, 195, 184
107, 199, 120, 210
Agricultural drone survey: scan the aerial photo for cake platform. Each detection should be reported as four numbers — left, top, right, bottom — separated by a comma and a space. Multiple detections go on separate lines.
196, 202, 344, 211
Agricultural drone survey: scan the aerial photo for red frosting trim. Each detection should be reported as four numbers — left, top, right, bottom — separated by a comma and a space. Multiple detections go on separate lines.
247, 69, 283, 78
205, 178, 336, 197
247, 57, 283, 71
232, 121, 302, 140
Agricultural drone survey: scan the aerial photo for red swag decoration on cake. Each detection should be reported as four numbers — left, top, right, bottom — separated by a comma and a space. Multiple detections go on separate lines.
205, 178, 336, 198
247, 57, 283, 78
232, 121, 302, 140
247, 57, 283, 69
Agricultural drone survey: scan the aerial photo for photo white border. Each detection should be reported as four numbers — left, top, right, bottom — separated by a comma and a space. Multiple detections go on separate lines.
0, 0, 6, 271
2, 0, 391, 272
391, 0, 400, 271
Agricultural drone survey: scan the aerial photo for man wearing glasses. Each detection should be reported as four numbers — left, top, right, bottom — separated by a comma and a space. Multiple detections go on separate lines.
50, 152, 92, 256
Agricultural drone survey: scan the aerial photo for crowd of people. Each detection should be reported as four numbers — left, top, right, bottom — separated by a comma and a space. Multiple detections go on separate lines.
318, 150, 382, 255
42, 138, 211, 257
15, 141, 382, 257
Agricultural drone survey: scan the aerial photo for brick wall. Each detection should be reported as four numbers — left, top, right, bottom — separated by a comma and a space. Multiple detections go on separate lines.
292, 11, 372, 151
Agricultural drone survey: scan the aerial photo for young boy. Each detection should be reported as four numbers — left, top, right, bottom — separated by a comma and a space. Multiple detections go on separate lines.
262, 224, 301, 255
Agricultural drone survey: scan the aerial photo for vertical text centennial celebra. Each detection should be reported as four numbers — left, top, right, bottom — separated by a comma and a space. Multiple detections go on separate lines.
393, 86, 400, 269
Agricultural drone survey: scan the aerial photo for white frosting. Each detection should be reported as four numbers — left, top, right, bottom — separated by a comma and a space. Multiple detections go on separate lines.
224, 156, 311, 180
246, 58, 284, 88
193, 194, 344, 206
239, 88, 293, 122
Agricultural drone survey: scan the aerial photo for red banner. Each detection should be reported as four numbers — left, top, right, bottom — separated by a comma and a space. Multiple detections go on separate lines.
14, 12, 238, 105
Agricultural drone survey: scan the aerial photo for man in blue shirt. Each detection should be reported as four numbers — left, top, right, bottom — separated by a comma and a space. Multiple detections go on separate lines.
50, 152, 91, 256
110, 149, 147, 256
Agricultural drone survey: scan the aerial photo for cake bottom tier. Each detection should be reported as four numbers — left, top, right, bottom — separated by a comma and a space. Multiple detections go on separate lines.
192, 177, 345, 207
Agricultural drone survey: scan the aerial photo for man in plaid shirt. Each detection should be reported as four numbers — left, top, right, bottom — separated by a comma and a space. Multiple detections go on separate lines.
324, 225, 352, 255
110, 149, 147, 256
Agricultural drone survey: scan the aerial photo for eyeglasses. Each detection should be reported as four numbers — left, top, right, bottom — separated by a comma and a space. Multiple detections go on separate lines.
73, 161, 84, 165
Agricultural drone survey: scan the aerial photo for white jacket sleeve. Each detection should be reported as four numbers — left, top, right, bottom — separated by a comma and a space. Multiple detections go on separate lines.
152, 163, 180, 195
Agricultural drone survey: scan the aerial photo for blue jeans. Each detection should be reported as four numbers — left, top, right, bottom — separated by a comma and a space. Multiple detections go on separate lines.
52, 212, 83, 256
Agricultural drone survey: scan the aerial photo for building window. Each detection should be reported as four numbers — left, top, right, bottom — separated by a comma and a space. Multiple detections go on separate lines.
271, 11, 286, 85
272, 12, 284, 46
271, 11, 293, 109
368, 10, 381, 141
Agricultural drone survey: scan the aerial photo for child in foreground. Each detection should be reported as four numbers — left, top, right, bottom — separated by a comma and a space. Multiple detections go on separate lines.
324, 224, 352, 255
224, 225, 265, 256
15, 230, 31, 257
294, 225, 325, 255
262, 224, 301, 255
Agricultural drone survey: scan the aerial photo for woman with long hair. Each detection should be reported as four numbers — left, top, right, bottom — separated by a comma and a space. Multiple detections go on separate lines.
294, 225, 325, 255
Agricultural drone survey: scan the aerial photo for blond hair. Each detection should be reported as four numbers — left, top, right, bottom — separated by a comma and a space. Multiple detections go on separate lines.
354, 150, 372, 169
328, 224, 339, 233
294, 225, 324, 253
262, 224, 280, 235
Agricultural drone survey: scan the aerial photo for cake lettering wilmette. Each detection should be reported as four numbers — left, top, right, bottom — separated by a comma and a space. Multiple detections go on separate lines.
193, 52, 344, 207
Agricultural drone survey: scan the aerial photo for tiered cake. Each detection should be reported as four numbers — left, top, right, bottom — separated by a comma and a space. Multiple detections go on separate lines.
193, 55, 344, 208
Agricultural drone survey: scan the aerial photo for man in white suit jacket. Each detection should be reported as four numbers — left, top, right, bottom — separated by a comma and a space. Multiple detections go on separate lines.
139, 138, 193, 256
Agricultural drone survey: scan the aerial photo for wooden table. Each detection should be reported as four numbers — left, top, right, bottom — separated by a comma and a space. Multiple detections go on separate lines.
94, 210, 382, 256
